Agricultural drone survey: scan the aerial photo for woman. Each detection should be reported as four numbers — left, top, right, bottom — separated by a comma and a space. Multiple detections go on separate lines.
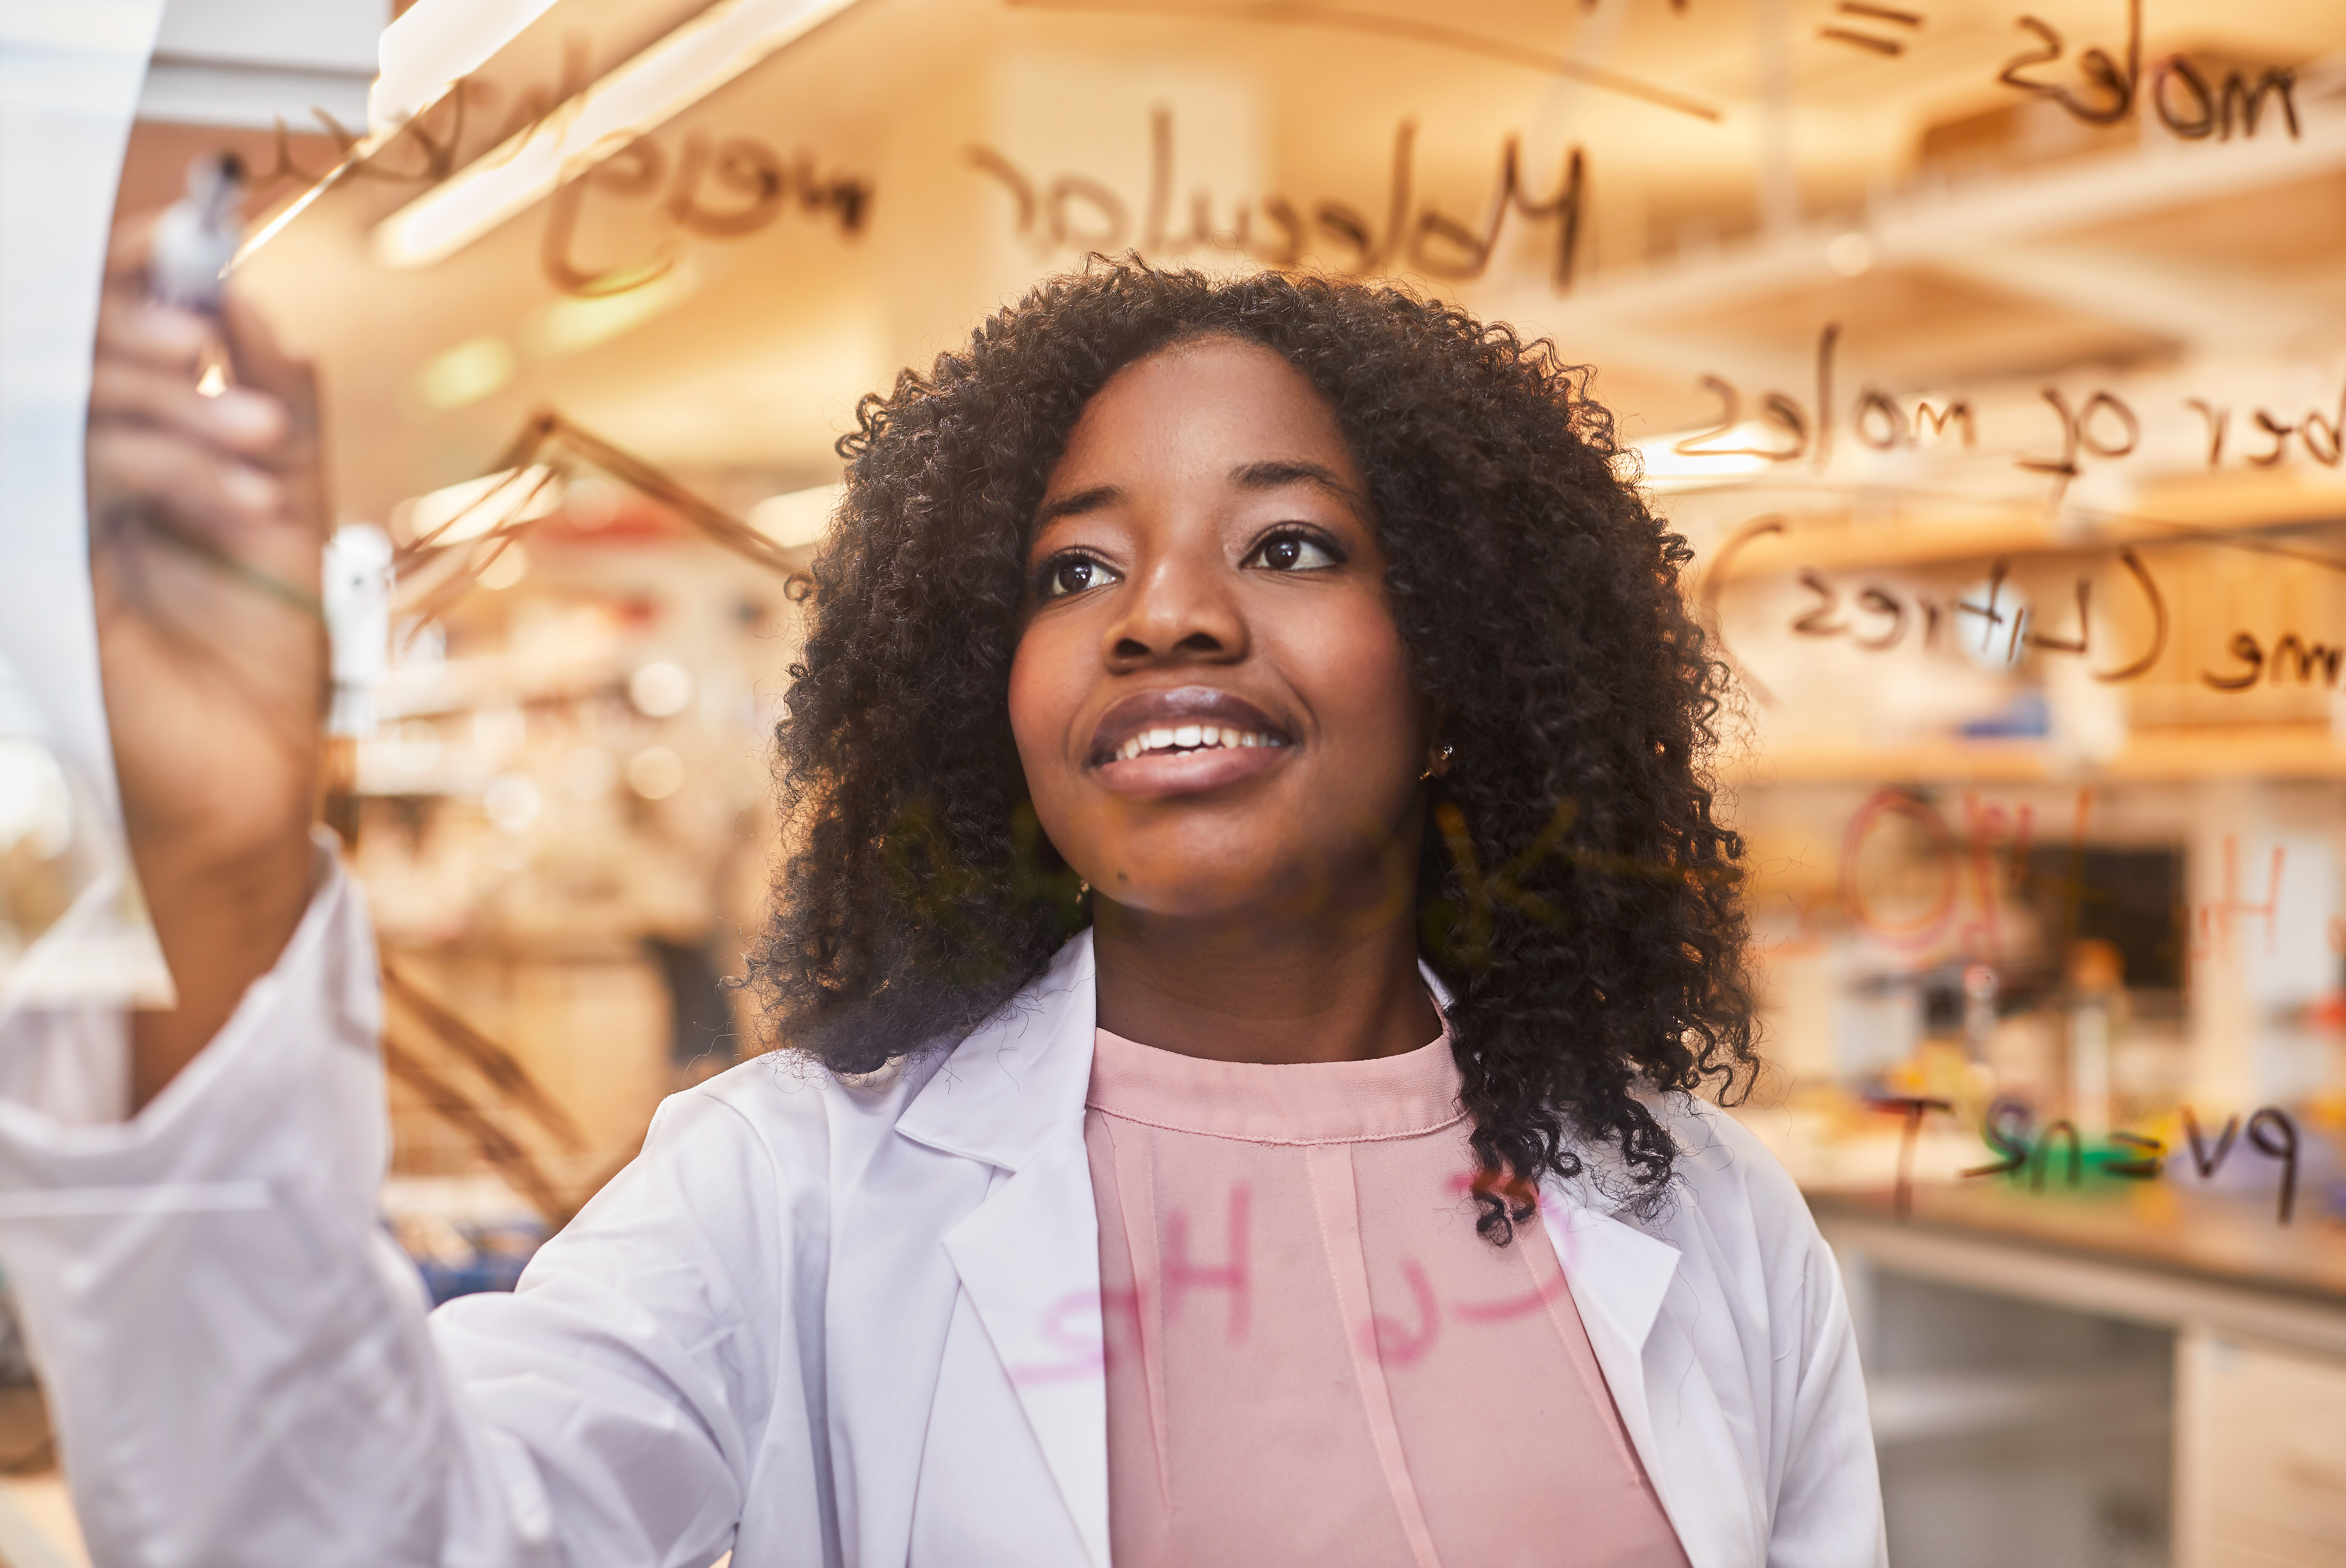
11, 250, 1882, 1566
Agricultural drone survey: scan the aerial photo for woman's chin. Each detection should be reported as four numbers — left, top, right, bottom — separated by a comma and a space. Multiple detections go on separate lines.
1085, 852, 1356, 926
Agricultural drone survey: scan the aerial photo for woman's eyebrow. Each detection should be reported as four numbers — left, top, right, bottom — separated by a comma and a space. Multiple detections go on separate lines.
1231, 460, 1366, 512
1033, 483, 1121, 528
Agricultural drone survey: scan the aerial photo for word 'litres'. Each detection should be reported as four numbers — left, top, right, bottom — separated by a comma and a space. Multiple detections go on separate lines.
970, 106, 1585, 289
1778, 548, 2166, 679
1774, 540, 2346, 706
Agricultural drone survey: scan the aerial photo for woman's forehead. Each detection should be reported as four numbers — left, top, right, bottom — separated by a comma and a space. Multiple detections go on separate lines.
1046, 337, 1358, 495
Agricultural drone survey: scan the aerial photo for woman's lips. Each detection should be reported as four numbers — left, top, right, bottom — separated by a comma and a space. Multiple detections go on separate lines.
1094, 741, 1289, 798
1087, 685, 1294, 797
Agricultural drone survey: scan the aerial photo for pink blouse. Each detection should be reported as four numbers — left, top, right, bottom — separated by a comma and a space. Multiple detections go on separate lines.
1084, 1022, 1691, 1568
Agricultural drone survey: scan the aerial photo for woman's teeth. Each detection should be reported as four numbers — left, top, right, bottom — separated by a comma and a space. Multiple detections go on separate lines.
1113, 726, 1285, 762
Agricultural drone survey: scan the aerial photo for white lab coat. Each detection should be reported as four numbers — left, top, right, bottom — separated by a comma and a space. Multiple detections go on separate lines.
0, 848, 1885, 1568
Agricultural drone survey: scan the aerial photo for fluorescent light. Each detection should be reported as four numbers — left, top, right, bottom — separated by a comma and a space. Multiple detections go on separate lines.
371, 0, 565, 134
1625, 429, 1776, 492
242, 0, 565, 270
372, 0, 861, 271
748, 484, 842, 547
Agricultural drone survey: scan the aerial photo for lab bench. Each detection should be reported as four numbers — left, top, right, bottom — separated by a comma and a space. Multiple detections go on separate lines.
1813, 1188, 2346, 1568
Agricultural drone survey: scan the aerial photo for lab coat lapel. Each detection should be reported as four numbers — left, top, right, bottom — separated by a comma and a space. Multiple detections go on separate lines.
898, 932, 1109, 1568
1541, 1184, 1753, 1568
823, 1046, 984, 1568
939, 1134, 1108, 1566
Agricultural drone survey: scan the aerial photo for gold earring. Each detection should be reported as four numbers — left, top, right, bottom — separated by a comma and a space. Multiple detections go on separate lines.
1420, 743, 1454, 782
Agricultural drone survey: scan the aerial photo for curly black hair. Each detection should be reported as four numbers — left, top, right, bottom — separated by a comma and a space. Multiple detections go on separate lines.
749, 256, 1756, 1239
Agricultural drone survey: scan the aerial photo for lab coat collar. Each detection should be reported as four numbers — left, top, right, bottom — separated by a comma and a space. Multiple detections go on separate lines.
894, 929, 1668, 1216
896, 929, 1491, 1159
895, 929, 1099, 1172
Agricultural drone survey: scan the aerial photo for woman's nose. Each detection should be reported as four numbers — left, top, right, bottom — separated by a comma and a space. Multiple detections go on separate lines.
1104, 550, 1247, 668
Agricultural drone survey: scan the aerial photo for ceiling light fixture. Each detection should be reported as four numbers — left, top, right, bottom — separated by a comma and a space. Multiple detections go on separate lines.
232, 0, 565, 272
747, 484, 843, 548
372, 0, 567, 134
1623, 433, 1773, 493
371, 0, 862, 272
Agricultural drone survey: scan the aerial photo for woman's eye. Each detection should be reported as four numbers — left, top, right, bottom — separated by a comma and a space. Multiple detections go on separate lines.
1248, 532, 1340, 572
1041, 556, 1118, 599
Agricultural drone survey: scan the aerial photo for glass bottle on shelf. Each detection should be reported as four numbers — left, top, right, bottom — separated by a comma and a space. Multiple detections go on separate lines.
2063, 939, 2126, 1143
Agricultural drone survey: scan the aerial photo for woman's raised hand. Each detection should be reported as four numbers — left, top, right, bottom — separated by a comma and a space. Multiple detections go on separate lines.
86, 215, 331, 1106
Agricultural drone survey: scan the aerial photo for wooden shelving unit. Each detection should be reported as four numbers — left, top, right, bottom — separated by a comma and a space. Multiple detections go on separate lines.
1723, 723, 2346, 784
1700, 473, 2346, 587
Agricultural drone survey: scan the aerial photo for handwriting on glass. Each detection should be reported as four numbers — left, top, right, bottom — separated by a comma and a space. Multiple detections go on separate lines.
540, 130, 871, 296
1006, 1170, 1565, 1384
1998, 0, 2299, 142
1835, 783, 2276, 977
228, 37, 873, 298
1712, 507, 2346, 707
970, 106, 1585, 288
1676, 327, 2346, 491
1875, 1095, 2302, 1225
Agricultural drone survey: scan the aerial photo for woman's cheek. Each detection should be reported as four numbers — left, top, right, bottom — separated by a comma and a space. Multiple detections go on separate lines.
1006, 629, 1058, 779
1007, 618, 1093, 832
1295, 595, 1421, 774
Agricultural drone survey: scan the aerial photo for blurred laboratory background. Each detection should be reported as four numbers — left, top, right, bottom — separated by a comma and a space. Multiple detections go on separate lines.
5, 0, 2346, 1561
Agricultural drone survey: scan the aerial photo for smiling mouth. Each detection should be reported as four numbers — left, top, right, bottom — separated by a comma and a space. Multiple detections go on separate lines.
1109, 724, 1289, 763
1087, 686, 1295, 771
